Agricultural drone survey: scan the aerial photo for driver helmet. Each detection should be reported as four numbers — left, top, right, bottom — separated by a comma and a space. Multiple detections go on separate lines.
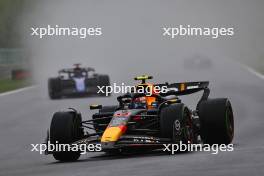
133, 97, 147, 109
73, 64, 83, 77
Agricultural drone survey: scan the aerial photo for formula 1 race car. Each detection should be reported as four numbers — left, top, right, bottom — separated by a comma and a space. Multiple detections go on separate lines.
48, 64, 110, 99
45, 75, 234, 161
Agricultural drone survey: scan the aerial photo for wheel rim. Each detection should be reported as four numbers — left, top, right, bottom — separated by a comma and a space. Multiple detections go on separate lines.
172, 119, 181, 142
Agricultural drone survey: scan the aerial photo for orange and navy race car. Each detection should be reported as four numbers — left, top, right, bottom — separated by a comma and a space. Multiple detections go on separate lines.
45, 75, 234, 161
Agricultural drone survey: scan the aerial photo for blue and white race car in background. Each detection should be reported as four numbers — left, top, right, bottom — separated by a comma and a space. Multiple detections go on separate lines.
48, 64, 110, 99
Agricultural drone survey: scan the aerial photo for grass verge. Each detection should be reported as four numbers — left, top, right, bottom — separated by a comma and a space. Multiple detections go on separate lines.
0, 79, 31, 93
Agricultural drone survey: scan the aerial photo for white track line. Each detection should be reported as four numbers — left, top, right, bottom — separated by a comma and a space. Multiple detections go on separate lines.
231, 59, 264, 80
242, 65, 264, 80
0, 86, 36, 97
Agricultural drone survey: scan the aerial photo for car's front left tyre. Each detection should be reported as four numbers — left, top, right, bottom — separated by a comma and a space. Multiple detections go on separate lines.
50, 111, 84, 162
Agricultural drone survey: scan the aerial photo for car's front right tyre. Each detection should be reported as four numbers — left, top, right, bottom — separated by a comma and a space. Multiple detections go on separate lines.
48, 78, 62, 99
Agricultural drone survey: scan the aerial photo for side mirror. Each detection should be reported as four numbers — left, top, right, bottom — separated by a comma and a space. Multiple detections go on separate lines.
90, 104, 102, 110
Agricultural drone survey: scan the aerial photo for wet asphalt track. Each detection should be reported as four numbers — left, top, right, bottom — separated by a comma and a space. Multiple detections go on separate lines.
0, 59, 264, 176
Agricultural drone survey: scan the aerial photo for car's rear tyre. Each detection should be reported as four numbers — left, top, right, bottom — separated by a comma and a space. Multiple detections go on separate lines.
50, 111, 84, 162
160, 103, 193, 145
198, 98, 234, 145
98, 75, 110, 96
48, 78, 61, 99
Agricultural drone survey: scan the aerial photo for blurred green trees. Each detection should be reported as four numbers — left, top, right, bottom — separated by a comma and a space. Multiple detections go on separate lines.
0, 0, 25, 48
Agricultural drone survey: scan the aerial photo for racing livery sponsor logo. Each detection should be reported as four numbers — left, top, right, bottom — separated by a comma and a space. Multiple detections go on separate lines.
132, 136, 160, 143
187, 85, 199, 89
174, 120, 181, 131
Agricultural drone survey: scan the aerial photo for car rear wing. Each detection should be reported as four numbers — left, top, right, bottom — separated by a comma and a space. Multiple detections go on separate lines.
156, 81, 210, 107
166, 81, 208, 95
156, 81, 208, 95
58, 67, 95, 74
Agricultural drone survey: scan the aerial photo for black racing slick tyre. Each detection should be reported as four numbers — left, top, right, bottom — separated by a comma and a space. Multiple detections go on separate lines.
50, 111, 84, 162
160, 104, 193, 144
48, 78, 61, 99
198, 98, 234, 145
98, 75, 110, 96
